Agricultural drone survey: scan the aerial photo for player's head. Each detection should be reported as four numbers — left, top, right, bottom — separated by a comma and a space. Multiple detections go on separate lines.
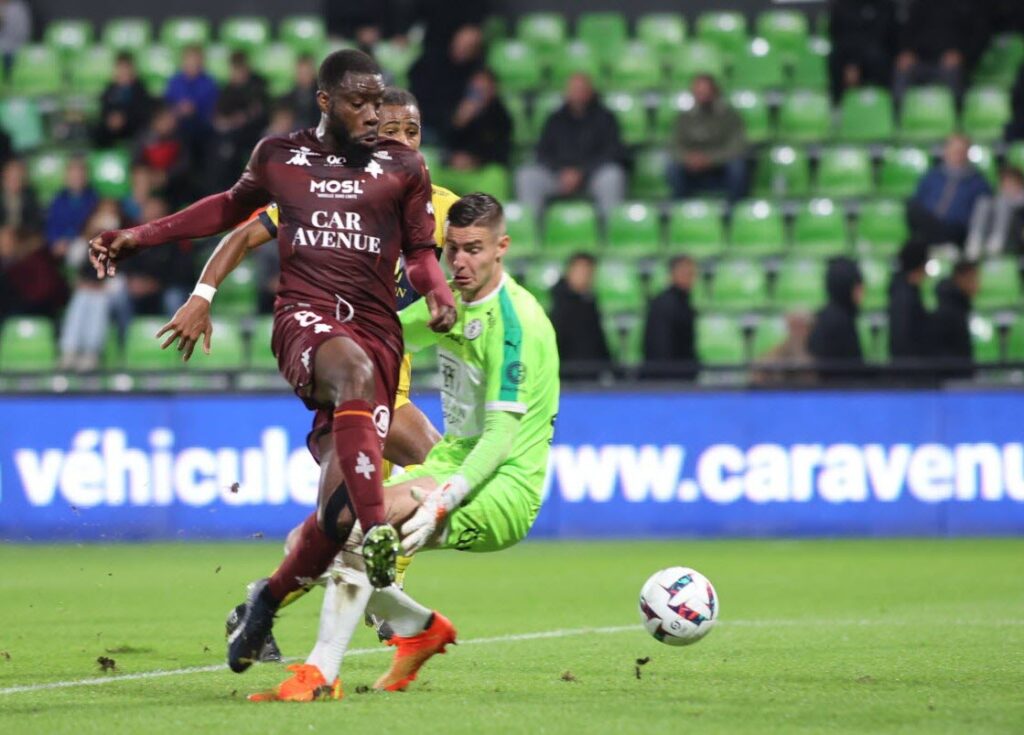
445, 193, 509, 301
316, 49, 385, 151
378, 87, 421, 151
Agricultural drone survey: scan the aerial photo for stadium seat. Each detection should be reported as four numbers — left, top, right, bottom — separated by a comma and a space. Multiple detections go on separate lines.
975, 258, 1022, 310
751, 313, 786, 359
1007, 316, 1024, 361
0, 98, 44, 152
279, 15, 327, 55
859, 313, 889, 362
666, 41, 725, 83
1008, 141, 1024, 172
606, 41, 662, 91
516, 13, 568, 59
968, 143, 998, 185
576, 12, 628, 63
123, 317, 182, 370
9, 45, 64, 96
524, 258, 564, 311
730, 90, 772, 143
160, 17, 212, 50
899, 86, 956, 142
697, 313, 747, 363
756, 145, 810, 198
607, 202, 661, 256
776, 89, 831, 142
255, 43, 298, 97
0, 317, 56, 371
973, 33, 1024, 88
654, 91, 693, 142
102, 17, 153, 51
855, 199, 907, 257
596, 257, 645, 313
667, 200, 726, 259
756, 10, 809, 59
773, 258, 826, 309
488, 40, 543, 92
138, 45, 177, 95
789, 40, 829, 90
962, 86, 1011, 140
604, 314, 644, 366
504, 202, 539, 256
792, 198, 848, 256
970, 313, 1002, 363
636, 13, 687, 59
730, 199, 786, 256
248, 316, 276, 369
695, 11, 748, 62
878, 146, 929, 197
69, 47, 116, 96
549, 40, 601, 88
44, 19, 93, 57
219, 17, 270, 51
190, 318, 245, 370
838, 87, 895, 141
503, 94, 534, 147
604, 92, 649, 145
711, 258, 769, 311
29, 151, 69, 204
858, 258, 890, 311
543, 202, 600, 255
816, 146, 874, 198
203, 44, 232, 85
729, 40, 786, 91
88, 149, 131, 198
631, 147, 671, 199
374, 40, 417, 86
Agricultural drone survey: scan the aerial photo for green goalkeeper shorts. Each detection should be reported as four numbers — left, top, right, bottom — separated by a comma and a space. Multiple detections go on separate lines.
386, 442, 541, 553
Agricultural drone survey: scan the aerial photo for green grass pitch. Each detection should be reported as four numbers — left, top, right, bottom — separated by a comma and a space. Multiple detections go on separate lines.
0, 539, 1021, 734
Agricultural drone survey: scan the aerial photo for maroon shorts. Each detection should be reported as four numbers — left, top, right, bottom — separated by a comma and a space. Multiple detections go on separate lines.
271, 304, 402, 462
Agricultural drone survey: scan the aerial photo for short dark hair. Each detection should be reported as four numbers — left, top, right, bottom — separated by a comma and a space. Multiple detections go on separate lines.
898, 239, 930, 273
317, 49, 381, 91
229, 49, 250, 68
953, 259, 978, 277
115, 51, 135, 66
669, 254, 694, 270
382, 87, 419, 109
448, 192, 505, 232
566, 251, 597, 267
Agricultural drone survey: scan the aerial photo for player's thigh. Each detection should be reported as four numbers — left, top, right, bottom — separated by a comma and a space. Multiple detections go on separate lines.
384, 400, 442, 467
440, 476, 541, 553
310, 334, 376, 406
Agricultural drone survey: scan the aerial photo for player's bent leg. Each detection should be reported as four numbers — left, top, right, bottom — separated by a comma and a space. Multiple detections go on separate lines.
385, 400, 442, 468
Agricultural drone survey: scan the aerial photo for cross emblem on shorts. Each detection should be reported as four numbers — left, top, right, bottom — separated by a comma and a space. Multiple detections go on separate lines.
354, 451, 375, 480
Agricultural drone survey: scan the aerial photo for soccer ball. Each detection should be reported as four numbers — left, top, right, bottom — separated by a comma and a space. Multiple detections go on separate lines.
638, 567, 719, 646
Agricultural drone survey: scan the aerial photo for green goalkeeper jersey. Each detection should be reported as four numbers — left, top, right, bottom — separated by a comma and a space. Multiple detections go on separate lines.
400, 273, 560, 491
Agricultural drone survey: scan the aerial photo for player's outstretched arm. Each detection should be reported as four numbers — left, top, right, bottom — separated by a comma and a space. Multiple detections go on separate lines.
155, 218, 274, 362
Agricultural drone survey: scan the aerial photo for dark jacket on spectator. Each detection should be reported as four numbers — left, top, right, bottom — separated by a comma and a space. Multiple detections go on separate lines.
808, 258, 864, 379
278, 83, 320, 129
550, 278, 610, 373
929, 277, 973, 377
97, 78, 152, 148
537, 100, 627, 175
900, 0, 990, 68
642, 284, 696, 379
911, 165, 991, 228
887, 272, 931, 361
45, 187, 99, 247
0, 184, 42, 231
448, 98, 513, 166
827, 0, 898, 97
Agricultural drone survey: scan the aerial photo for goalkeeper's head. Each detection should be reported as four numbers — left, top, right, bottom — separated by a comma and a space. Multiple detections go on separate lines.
443, 193, 509, 303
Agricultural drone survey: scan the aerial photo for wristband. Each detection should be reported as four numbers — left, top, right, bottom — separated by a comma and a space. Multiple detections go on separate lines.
192, 283, 217, 303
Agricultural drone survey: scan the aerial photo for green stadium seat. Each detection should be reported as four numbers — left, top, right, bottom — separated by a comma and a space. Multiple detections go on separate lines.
215, 262, 259, 316
636, 13, 687, 59
576, 12, 628, 62
756, 145, 810, 198
695, 12, 748, 61
44, 19, 93, 57
604, 91, 649, 145
256, 43, 298, 97
9, 45, 64, 96
204, 44, 232, 85
88, 149, 131, 198
654, 91, 693, 141
549, 40, 601, 88
776, 89, 831, 142
962, 86, 1011, 140
729, 40, 786, 90
191, 318, 245, 370
792, 198, 848, 256
543, 202, 600, 255
974, 33, 1024, 88
751, 313, 786, 358
789, 39, 829, 90
0, 317, 56, 371
631, 147, 671, 199
69, 47, 116, 96
858, 258, 890, 311
730, 199, 785, 256
773, 258, 826, 309
756, 10, 809, 59
970, 313, 1002, 363
249, 316, 277, 369
220, 17, 270, 52
123, 317, 182, 370
899, 86, 956, 142
0, 98, 44, 152
160, 17, 212, 50
838, 87, 894, 142
29, 151, 69, 204
102, 17, 152, 51
698, 313, 747, 364
1008, 141, 1024, 171
816, 146, 874, 198
667, 200, 726, 259
968, 143, 998, 185
855, 199, 907, 257
975, 257, 1022, 310
596, 257, 645, 313
516, 13, 568, 58
604, 314, 644, 366
488, 40, 543, 92
666, 41, 725, 83
606, 41, 662, 91
138, 45, 177, 95
878, 146, 929, 197
503, 94, 534, 147
524, 258, 564, 311
859, 314, 888, 362
374, 40, 417, 86
504, 202, 539, 256
280, 16, 327, 55
730, 89, 772, 143
1007, 316, 1024, 361
607, 202, 661, 256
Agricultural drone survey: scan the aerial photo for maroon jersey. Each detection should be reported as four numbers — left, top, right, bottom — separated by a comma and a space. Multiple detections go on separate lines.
230, 129, 436, 352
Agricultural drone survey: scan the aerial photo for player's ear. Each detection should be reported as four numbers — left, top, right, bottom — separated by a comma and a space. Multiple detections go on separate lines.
496, 233, 510, 260
316, 89, 330, 115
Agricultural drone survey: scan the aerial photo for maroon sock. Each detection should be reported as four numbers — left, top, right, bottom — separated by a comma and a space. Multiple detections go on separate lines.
267, 513, 341, 601
332, 399, 386, 530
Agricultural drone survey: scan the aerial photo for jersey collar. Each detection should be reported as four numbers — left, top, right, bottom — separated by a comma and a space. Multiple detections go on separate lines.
462, 273, 507, 307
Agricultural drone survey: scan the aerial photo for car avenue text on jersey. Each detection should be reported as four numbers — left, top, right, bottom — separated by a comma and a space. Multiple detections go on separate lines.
292, 210, 381, 253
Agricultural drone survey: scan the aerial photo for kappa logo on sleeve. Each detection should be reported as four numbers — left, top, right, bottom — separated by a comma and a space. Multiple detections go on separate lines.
285, 147, 316, 166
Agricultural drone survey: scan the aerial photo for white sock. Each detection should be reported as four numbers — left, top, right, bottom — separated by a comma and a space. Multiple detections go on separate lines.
305, 552, 372, 683
366, 586, 433, 637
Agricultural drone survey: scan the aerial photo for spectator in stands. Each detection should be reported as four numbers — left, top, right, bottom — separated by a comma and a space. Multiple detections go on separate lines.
164, 45, 219, 160
0, 0, 30, 83
265, 105, 298, 137
929, 260, 979, 378
119, 197, 194, 317
966, 166, 1024, 258
808, 257, 865, 380
667, 74, 747, 203
892, 0, 990, 103
0, 158, 41, 232
888, 240, 932, 364
447, 68, 512, 170
752, 311, 816, 385
515, 73, 627, 220
95, 52, 153, 149
134, 104, 190, 207
0, 226, 67, 320
45, 157, 98, 258
827, 0, 898, 102
278, 54, 319, 130
209, 51, 269, 191
906, 134, 991, 249
642, 255, 697, 379
550, 252, 611, 377
120, 164, 154, 223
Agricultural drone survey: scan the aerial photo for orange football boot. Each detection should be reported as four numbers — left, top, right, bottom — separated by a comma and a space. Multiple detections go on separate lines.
373, 612, 457, 691
247, 663, 342, 702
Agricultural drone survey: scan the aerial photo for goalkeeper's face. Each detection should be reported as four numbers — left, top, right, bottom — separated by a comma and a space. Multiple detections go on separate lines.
445, 223, 509, 302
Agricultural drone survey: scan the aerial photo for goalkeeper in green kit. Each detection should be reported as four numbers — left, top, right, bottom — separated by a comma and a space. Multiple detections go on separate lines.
248, 192, 561, 702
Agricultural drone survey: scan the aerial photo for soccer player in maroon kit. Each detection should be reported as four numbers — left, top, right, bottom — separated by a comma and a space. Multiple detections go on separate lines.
87, 50, 457, 672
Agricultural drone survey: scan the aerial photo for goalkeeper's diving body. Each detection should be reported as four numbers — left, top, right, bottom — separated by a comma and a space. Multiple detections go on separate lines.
247, 192, 561, 702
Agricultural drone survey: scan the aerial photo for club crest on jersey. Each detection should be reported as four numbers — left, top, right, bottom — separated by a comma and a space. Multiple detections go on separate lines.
464, 319, 482, 340
372, 405, 391, 438
365, 159, 384, 179
286, 147, 316, 166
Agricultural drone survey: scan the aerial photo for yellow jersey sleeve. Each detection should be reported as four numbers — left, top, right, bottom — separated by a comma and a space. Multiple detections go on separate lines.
431, 185, 459, 248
